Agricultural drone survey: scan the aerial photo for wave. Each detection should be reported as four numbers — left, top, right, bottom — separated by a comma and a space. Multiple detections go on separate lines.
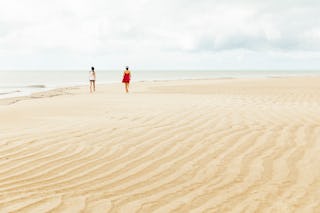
26, 85, 46, 88
0, 85, 46, 89
0, 90, 21, 95
0, 85, 46, 99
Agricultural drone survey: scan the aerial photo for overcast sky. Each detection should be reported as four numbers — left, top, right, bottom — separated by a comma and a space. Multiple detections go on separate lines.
1, 0, 320, 70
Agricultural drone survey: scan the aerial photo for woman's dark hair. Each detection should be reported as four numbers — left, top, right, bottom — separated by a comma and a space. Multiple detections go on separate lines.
91, 67, 94, 71
125, 66, 129, 70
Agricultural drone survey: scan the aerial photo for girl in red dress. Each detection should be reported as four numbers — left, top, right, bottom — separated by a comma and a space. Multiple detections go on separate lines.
122, 66, 131, 93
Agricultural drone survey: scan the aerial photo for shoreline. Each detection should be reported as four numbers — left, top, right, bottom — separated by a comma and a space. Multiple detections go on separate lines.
1, 70, 320, 101
1, 75, 318, 104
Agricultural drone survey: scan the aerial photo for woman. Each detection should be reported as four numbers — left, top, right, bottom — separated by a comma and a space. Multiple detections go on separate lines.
89, 66, 96, 93
122, 66, 131, 93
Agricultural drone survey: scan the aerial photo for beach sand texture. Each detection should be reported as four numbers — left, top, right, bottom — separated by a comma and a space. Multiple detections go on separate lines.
0, 77, 320, 212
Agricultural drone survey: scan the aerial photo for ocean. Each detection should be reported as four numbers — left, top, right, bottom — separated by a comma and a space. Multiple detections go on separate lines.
0, 70, 320, 99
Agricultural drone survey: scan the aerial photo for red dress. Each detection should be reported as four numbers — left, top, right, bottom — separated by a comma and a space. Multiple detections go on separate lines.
122, 72, 130, 83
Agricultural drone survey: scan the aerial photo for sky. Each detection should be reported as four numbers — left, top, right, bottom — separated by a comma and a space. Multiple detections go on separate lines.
0, 0, 320, 70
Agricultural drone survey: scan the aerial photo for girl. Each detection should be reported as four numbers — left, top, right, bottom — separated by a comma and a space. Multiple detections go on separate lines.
122, 66, 131, 93
89, 66, 96, 93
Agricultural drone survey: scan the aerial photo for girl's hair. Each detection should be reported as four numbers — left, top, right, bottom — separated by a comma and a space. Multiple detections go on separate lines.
91, 67, 94, 71
125, 66, 129, 70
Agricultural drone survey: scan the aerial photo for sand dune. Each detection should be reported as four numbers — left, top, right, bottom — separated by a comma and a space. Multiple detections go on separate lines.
0, 77, 320, 212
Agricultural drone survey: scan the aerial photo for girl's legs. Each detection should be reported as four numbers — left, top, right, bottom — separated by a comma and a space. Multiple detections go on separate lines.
125, 83, 129, 93
90, 80, 95, 93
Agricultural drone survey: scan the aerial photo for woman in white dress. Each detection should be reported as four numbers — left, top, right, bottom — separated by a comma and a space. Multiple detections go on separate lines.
89, 67, 96, 93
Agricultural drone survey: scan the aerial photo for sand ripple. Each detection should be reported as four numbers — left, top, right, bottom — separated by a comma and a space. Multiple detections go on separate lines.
0, 78, 320, 212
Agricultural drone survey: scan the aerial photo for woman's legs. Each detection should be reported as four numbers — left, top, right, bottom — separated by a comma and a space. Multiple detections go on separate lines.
125, 83, 129, 93
90, 80, 95, 93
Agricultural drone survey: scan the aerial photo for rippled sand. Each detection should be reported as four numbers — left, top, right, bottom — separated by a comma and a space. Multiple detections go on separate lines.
0, 77, 320, 212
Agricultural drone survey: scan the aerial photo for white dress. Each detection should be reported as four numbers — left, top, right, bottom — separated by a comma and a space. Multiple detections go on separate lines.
89, 71, 95, 81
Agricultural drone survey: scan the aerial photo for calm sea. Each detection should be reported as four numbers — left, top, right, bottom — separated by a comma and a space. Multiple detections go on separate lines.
0, 70, 320, 99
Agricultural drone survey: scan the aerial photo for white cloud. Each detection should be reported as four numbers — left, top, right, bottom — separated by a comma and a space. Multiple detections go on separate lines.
0, 0, 320, 69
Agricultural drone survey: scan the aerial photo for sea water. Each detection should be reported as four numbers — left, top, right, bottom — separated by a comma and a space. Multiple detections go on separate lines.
0, 70, 319, 99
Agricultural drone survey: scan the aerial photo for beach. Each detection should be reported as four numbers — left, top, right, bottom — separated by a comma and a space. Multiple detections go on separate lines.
0, 77, 320, 212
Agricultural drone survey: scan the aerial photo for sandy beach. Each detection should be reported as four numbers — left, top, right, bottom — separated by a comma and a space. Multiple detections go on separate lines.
0, 77, 320, 212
